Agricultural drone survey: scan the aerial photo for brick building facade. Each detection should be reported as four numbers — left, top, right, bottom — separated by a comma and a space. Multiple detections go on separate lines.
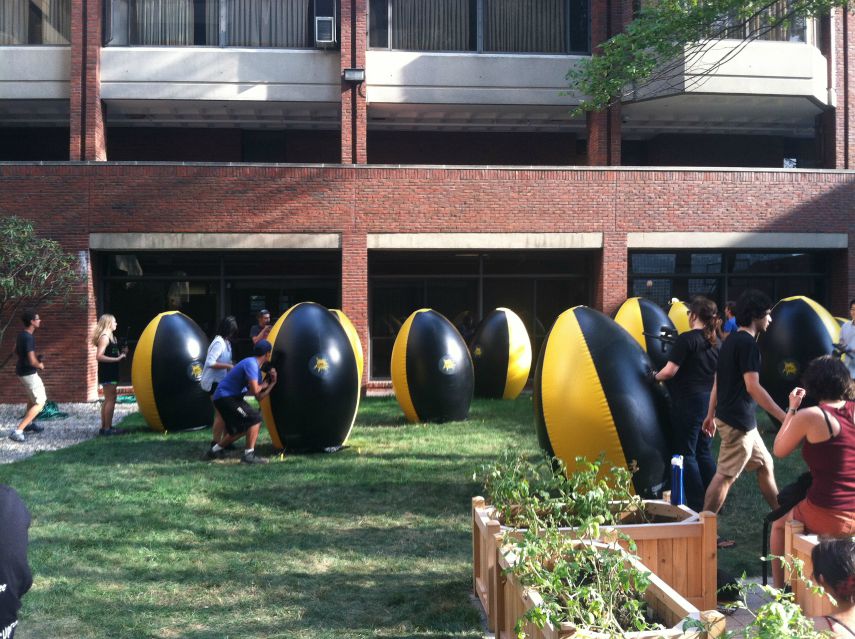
0, 0, 853, 402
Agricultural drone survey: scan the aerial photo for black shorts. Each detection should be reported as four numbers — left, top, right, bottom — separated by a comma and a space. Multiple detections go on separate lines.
213, 396, 262, 435
208, 382, 218, 397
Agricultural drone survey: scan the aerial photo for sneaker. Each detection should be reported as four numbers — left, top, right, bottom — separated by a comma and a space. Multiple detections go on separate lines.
8, 430, 25, 442
23, 422, 44, 433
209, 441, 237, 451
241, 451, 268, 465
205, 447, 225, 461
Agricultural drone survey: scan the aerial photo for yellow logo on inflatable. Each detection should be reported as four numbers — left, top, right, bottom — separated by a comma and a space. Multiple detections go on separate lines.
780, 360, 799, 377
473, 345, 482, 358
309, 354, 332, 378
439, 356, 456, 374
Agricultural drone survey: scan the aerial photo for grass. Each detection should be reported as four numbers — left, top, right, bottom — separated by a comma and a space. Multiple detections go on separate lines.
2, 396, 804, 637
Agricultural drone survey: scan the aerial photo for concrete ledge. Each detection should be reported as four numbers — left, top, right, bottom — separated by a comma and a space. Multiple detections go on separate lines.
89, 233, 340, 250
627, 232, 848, 250
367, 233, 602, 250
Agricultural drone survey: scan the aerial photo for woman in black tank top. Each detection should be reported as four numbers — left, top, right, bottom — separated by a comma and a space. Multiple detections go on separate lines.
92, 314, 128, 436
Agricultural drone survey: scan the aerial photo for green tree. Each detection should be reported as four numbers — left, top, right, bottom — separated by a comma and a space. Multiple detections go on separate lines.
0, 217, 81, 366
571, 0, 852, 114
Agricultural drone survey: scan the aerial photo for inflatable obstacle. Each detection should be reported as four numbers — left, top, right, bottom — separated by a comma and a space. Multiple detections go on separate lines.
759, 296, 841, 418
470, 308, 532, 399
261, 302, 360, 451
667, 299, 692, 335
533, 306, 671, 498
131, 311, 213, 432
614, 297, 676, 370
392, 309, 474, 423
330, 309, 364, 384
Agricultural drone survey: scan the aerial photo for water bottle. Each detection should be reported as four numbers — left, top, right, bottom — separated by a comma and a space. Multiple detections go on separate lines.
670, 455, 685, 506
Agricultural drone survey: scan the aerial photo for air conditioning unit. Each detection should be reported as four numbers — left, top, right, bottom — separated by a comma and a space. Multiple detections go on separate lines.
314, 0, 337, 47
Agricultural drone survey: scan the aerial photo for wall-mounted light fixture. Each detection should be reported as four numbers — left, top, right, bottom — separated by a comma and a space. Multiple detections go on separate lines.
342, 68, 366, 83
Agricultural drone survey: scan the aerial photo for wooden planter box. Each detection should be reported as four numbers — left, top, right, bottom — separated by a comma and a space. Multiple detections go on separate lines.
495, 543, 726, 639
783, 519, 834, 617
472, 497, 718, 630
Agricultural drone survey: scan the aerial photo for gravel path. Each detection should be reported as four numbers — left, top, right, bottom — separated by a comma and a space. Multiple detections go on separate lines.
0, 402, 139, 464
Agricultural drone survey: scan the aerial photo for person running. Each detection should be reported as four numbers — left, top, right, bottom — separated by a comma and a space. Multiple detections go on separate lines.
249, 309, 272, 345
207, 339, 277, 464
701, 289, 786, 517
652, 296, 719, 512
92, 314, 129, 436
200, 316, 237, 449
839, 299, 855, 380
9, 310, 46, 443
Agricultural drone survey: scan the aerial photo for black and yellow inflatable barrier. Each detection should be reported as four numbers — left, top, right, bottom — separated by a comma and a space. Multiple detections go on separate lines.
759, 296, 841, 419
130, 311, 212, 432
392, 309, 474, 423
261, 302, 360, 451
533, 306, 670, 498
330, 309, 364, 385
470, 308, 532, 400
614, 297, 675, 370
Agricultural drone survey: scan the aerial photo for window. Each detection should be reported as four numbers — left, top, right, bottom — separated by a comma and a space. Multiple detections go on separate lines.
0, 0, 70, 45
369, 0, 590, 54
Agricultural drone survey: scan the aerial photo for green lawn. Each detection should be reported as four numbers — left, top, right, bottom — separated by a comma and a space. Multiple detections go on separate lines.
2, 396, 804, 638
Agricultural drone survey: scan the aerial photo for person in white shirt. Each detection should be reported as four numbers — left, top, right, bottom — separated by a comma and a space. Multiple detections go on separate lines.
839, 299, 855, 380
200, 316, 238, 448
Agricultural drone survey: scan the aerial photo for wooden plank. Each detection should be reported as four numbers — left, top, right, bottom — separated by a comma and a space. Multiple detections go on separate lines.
699, 511, 718, 610
657, 539, 675, 587
671, 536, 689, 597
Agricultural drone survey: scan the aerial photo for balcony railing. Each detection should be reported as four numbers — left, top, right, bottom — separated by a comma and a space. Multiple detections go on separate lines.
107, 0, 323, 47
368, 0, 590, 55
710, 1, 819, 44
0, 0, 70, 45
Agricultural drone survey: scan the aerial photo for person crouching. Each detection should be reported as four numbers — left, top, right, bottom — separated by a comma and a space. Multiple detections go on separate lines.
207, 339, 277, 465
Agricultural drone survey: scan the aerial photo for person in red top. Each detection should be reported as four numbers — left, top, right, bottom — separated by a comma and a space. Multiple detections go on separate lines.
770, 355, 855, 588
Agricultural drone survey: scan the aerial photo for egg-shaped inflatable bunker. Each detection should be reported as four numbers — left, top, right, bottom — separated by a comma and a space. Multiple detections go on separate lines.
469, 308, 532, 400
261, 302, 360, 452
330, 309, 364, 385
392, 309, 474, 423
534, 306, 671, 498
668, 299, 692, 335
131, 311, 213, 432
758, 296, 841, 418
614, 297, 676, 371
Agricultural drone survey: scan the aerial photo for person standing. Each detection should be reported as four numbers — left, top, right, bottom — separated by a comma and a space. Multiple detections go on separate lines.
652, 296, 720, 512
0, 485, 32, 639
720, 301, 737, 340
250, 309, 272, 345
92, 314, 129, 436
207, 339, 277, 464
200, 316, 237, 448
701, 289, 786, 516
839, 299, 855, 380
9, 310, 46, 443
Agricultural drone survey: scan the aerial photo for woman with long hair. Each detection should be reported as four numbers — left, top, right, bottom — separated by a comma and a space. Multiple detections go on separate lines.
91, 314, 128, 436
200, 316, 238, 449
652, 295, 720, 512
770, 355, 855, 588
811, 537, 855, 637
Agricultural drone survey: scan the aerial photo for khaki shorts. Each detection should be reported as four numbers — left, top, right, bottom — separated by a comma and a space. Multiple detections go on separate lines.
18, 373, 47, 406
716, 418, 773, 479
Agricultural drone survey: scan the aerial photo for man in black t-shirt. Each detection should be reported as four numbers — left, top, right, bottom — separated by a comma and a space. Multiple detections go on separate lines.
701, 290, 787, 515
249, 309, 272, 345
9, 310, 47, 443
0, 485, 33, 638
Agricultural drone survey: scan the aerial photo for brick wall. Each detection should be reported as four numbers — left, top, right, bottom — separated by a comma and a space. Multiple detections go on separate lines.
340, 0, 367, 164
0, 163, 852, 401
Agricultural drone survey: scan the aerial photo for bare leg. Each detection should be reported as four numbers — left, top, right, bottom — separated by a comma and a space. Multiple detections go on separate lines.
101, 384, 117, 430
217, 430, 245, 449
16, 401, 42, 432
702, 472, 736, 514
770, 511, 792, 588
244, 424, 260, 450
757, 464, 779, 510
211, 402, 225, 444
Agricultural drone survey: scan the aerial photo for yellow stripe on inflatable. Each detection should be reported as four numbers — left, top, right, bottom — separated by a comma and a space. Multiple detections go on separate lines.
391, 310, 422, 423
669, 300, 692, 334
261, 304, 298, 450
781, 296, 841, 343
131, 312, 166, 432
541, 307, 626, 479
500, 308, 531, 400
614, 298, 647, 352
331, 309, 364, 384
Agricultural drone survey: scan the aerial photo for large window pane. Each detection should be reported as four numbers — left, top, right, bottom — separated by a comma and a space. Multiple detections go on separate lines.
370, 281, 424, 378
390, 0, 474, 51
0, 0, 70, 45
226, 0, 311, 47
130, 0, 218, 45
369, 0, 388, 47
484, 0, 565, 53
730, 252, 821, 274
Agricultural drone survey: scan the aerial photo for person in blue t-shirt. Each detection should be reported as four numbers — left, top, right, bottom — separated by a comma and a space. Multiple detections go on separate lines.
720, 301, 737, 340
208, 340, 277, 464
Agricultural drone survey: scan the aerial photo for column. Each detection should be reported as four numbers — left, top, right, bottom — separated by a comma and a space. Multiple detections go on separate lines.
340, 0, 368, 164
70, 0, 107, 161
